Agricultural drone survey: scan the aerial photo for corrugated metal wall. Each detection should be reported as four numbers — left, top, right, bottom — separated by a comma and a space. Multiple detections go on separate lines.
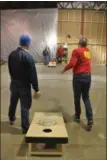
57, 9, 106, 64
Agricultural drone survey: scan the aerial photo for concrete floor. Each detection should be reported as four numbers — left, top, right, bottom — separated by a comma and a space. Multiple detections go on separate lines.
1, 63, 106, 160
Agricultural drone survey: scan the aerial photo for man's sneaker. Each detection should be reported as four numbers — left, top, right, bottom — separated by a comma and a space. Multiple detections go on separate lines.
22, 128, 28, 134
87, 120, 93, 131
9, 117, 16, 125
64, 118, 67, 123
22, 130, 27, 134
74, 115, 80, 123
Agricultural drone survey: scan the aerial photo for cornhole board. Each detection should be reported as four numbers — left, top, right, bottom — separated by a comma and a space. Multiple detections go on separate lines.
25, 112, 68, 156
48, 61, 56, 67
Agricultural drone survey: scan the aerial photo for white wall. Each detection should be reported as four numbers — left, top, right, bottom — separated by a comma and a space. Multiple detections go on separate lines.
1, 9, 58, 62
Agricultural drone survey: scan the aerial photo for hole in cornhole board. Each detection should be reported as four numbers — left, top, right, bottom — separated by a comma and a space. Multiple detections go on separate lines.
43, 128, 52, 133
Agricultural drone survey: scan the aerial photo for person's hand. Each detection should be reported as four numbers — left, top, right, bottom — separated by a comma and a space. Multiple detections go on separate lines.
61, 69, 65, 74
33, 91, 41, 99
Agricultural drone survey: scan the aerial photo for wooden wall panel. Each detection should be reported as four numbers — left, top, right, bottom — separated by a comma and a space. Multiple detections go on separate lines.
73, 10, 81, 21
90, 45, 97, 63
62, 10, 68, 20
103, 23, 106, 39
104, 13, 106, 23
68, 45, 72, 60
69, 22, 80, 37
98, 12, 104, 23
96, 23, 102, 44
92, 11, 98, 22
84, 23, 91, 38
57, 9, 106, 64
84, 10, 92, 22
102, 39, 106, 46
57, 26, 60, 42
69, 10, 75, 20
90, 24, 98, 42
68, 44, 77, 59
61, 21, 68, 38
102, 46, 106, 64
96, 46, 102, 62
58, 11, 62, 20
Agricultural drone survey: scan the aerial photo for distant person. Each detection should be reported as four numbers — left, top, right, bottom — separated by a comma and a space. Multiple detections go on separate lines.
43, 46, 50, 65
57, 45, 64, 63
8, 35, 40, 134
63, 43, 68, 50
61, 38, 93, 131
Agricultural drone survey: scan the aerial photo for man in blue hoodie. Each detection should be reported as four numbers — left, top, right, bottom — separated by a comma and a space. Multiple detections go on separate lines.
8, 35, 40, 134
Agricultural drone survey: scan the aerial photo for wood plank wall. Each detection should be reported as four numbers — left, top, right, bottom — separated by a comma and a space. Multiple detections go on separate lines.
57, 9, 106, 64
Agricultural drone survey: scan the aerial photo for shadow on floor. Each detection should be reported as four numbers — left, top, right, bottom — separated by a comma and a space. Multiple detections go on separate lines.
17, 139, 28, 157
1, 121, 21, 134
56, 107, 88, 131
79, 121, 88, 131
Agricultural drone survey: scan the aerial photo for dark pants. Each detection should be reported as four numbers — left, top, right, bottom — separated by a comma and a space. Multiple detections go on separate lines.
73, 74, 93, 121
8, 81, 32, 130
43, 55, 50, 65
57, 55, 62, 63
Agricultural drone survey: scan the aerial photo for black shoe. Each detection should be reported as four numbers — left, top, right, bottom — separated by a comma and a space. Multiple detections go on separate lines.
74, 115, 80, 123
86, 120, 93, 131
9, 117, 16, 125
22, 128, 29, 134
22, 130, 27, 134
64, 118, 67, 123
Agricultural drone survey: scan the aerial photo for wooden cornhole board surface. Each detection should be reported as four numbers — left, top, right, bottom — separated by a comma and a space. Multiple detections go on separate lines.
48, 61, 56, 67
25, 112, 68, 156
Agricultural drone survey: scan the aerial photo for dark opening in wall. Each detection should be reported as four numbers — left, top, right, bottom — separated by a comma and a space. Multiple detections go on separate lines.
0, 2, 57, 10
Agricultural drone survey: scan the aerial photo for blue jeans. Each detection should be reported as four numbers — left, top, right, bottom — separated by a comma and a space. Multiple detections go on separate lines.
43, 55, 49, 64
73, 74, 93, 121
8, 81, 32, 130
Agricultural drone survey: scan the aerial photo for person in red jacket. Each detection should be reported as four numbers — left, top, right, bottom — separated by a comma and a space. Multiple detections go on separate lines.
57, 45, 64, 63
61, 38, 93, 131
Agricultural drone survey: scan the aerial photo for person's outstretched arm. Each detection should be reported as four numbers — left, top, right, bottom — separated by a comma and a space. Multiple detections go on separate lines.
28, 56, 39, 92
26, 54, 41, 98
61, 49, 78, 73
24, 53, 39, 93
8, 54, 12, 77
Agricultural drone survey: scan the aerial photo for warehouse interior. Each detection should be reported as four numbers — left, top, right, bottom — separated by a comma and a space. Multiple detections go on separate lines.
1, 1, 106, 160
